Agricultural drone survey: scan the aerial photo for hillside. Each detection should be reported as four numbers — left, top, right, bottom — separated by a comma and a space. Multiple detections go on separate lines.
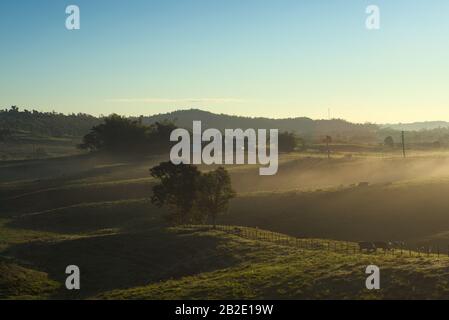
142, 109, 379, 142
2, 220, 448, 300
5, 108, 449, 152
97, 226, 449, 300
0, 107, 101, 137
2, 152, 449, 299
1, 107, 379, 142
382, 121, 449, 131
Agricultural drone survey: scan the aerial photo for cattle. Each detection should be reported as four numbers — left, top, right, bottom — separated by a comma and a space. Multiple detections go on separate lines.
359, 241, 399, 253
358, 242, 376, 253
373, 241, 393, 252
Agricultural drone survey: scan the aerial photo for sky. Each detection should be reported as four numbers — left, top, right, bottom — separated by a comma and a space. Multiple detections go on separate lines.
1, 0, 449, 123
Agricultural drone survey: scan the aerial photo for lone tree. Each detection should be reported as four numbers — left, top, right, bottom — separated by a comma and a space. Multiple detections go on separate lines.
150, 163, 235, 226
384, 136, 394, 148
198, 167, 236, 228
150, 162, 202, 225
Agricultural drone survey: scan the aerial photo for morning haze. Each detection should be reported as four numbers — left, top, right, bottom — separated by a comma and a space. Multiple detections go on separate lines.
2, 0, 449, 301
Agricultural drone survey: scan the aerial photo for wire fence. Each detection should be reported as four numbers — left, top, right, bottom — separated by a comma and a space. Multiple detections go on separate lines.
182, 224, 449, 259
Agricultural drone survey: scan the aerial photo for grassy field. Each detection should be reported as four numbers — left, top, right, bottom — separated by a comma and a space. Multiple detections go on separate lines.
97, 227, 449, 300
3, 151, 449, 299
0, 131, 83, 162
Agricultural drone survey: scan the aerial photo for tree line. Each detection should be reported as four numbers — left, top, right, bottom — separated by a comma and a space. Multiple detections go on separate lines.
0, 106, 101, 137
5, 106, 449, 149
78, 114, 304, 154
78, 114, 176, 154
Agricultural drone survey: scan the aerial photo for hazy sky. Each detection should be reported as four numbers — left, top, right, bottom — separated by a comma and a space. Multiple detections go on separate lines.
1, 0, 449, 123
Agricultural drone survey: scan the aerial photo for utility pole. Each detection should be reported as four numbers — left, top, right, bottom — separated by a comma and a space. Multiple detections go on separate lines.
325, 135, 332, 160
401, 131, 406, 158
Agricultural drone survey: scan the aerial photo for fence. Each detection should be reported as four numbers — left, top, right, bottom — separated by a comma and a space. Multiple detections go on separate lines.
182, 224, 449, 259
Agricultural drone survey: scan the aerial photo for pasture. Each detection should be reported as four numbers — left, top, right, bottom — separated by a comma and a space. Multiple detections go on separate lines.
2, 151, 449, 299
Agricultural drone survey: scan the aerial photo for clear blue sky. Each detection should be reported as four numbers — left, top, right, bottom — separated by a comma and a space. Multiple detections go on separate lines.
1, 0, 449, 123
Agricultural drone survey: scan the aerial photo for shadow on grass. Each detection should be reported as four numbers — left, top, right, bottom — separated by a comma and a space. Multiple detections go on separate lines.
6, 199, 165, 234
5, 228, 241, 299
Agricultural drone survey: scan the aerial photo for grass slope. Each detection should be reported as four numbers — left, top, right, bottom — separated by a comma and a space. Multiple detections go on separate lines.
97, 227, 449, 300
3, 153, 449, 299
0, 257, 59, 300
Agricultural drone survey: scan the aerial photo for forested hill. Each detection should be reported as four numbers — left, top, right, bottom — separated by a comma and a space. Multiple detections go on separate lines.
142, 109, 379, 142
5, 106, 449, 145
0, 106, 101, 137
382, 121, 449, 131
0, 107, 378, 141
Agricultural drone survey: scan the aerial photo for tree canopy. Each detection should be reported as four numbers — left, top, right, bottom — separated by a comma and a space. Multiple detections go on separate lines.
150, 162, 235, 226
278, 131, 298, 152
79, 115, 176, 153
384, 136, 395, 148
197, 167, 236, 228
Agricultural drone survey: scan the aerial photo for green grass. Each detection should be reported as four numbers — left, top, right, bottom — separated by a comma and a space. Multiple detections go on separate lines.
0, 219, 66, 252
3, 152, 449, 299
96, 226, 449, 300
0, 132, 82, 162
2, 215, 449, 300
3, 226, 284, 299
0, 257, 60, 300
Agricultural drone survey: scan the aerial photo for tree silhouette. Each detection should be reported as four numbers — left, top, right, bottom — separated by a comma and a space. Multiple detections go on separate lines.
79, 114, 149, 151
150, 163, 235, 226
384, 136, 394, 148
150, 162, 202, 225
79, 115, 176, 153
324, 135, 332, 159
197, 167, 236, 228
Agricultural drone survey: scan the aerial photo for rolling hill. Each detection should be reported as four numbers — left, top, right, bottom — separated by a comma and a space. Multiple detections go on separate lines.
2, 152, 449, 299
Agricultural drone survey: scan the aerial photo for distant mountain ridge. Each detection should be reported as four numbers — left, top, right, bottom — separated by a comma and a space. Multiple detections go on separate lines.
381, 121, 449, 131
4, 106, 449, 143
140, 109, 378, 140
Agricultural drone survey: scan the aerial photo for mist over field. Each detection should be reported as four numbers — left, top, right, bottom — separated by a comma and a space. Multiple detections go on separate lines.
3, 109, 449, 299
2, 0, 449, 302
